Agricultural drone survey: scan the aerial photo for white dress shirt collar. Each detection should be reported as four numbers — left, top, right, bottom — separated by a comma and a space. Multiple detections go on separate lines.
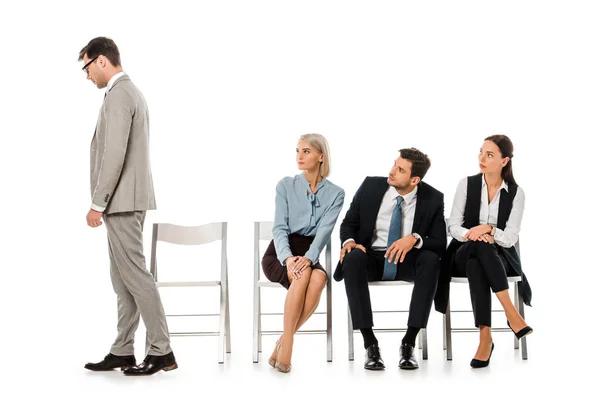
106, 71, 126, 94
482, 175, 508, 192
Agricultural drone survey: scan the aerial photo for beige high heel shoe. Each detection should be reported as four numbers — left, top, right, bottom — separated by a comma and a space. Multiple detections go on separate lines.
275, 340, 292, 373
268, 340, 280, 368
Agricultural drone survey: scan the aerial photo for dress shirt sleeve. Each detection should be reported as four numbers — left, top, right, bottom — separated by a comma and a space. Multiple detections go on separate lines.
91, 203, 106, 212
413, 233, 423, 249
272, 179, 294, 265
449, 178, 469, 241
304, 189, 345, 264
494, 187, 525, 248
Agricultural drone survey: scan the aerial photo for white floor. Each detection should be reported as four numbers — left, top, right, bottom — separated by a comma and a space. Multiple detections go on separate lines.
4, 277, 595, 400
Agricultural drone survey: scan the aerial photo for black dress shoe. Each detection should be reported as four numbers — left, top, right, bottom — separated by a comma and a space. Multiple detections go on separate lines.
122, 352, 177, 376
364, 344, 385, 370
84, 353, 136, 371
507, 320, 533, 339
470, 342, 494, 368
398, 343, 418, 370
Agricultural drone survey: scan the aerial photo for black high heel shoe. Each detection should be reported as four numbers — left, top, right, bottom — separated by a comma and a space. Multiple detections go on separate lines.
507, 320, 533, 339
470, 343, 494, 368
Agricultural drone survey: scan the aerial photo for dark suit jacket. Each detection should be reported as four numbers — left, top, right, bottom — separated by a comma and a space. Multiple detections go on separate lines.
333, 177, 446, 281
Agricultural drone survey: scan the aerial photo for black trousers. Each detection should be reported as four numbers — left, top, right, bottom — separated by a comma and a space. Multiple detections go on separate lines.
342, 248, 440, 329
453, 241, 514, 327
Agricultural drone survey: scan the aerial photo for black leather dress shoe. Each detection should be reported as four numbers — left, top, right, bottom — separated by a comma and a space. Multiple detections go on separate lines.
364, 344, 385, 370
398, 343, 418, 370
123, 352, 177, 376
84, 353, 136, 371
470, 342, 494, 368
507, 320, 533, 339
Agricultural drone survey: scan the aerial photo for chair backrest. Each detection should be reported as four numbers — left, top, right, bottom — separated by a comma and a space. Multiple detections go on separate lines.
154, 222, 225, 245
150, 222, 228, 282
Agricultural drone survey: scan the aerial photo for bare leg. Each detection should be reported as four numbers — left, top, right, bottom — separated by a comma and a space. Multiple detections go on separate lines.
495, 289, 528, 332
269, 270, 327, 361
294, 270, 327, 331
277, 268, 312, 366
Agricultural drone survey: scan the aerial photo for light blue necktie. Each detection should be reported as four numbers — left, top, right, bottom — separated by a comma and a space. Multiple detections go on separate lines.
382, 196, 404, 280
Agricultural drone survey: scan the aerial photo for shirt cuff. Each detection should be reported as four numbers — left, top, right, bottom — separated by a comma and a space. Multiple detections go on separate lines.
413, 233, 423, 249
91, 203, 106, 212
342, 238, 355, 247
279, 252, 294, 266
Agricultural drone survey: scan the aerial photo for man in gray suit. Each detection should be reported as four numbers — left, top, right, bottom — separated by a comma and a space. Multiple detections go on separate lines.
79, 37, 177, 376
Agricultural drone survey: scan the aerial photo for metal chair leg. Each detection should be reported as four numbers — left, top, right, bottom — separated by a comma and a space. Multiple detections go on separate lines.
253, 284, 259, 362
258, 289, 262, 353
443, 308, 447, 351
225, 272, 231, 354
348, 307, 354, 361
327, 276, 333, 362
518, 286, 528, 360
421, 328, 428, 360
445, 298, 453, 361
218, 282, 226, 364
513, 283, 520, 350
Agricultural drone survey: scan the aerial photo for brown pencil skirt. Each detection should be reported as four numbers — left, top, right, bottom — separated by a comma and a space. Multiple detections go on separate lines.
261, 233, 327, 290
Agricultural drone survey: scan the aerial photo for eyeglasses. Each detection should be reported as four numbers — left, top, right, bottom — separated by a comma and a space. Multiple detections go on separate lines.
82, 56, 99, 75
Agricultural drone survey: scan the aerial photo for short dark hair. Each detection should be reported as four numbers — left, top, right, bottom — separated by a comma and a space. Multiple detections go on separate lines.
398, 147, 431, 180
78, 37, 121, 67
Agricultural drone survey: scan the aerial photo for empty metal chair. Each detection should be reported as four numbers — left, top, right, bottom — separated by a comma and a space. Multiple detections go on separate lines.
150, 222, 231, 364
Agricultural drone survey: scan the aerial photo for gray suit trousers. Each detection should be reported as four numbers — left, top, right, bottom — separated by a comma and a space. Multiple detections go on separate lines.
105, 211, 172, 356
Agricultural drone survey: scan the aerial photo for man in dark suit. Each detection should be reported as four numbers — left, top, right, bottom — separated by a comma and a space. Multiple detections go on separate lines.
334, 148, 446, 370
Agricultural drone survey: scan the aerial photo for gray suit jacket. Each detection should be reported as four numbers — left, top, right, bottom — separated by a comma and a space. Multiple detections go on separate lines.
90, 74, 156, 214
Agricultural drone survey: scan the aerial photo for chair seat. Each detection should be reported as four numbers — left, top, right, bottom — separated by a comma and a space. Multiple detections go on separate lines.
368, 281, 415, 286
257, 280, 282, 288
157, 281, 221, 287
450, 276, 521, 284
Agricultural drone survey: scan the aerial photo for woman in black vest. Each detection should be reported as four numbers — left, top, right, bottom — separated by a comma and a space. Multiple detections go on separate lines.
447, 134, 532, 368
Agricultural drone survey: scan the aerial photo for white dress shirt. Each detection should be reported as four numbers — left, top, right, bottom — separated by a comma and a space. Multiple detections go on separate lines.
344, 185, 422, 249
448, 176, 525, 248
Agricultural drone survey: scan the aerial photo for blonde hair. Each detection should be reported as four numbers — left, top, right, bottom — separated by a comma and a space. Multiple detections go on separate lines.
299, 133, 331, 178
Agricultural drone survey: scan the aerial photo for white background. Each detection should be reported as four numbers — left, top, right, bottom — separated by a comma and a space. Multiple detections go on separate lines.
0, 0, 598, 398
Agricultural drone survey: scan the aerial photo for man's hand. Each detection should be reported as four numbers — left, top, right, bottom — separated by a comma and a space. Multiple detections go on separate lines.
86, 209, 103, 228
384, 234, 417, 264
340, 241, 366, 263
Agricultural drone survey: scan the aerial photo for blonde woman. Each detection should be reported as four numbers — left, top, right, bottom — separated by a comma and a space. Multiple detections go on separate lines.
261, 134, 345, 373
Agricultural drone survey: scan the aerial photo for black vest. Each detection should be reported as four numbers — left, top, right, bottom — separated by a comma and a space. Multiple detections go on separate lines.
434, 174, 532, 313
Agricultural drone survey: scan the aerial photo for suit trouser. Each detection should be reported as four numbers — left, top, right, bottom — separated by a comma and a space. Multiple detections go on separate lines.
343, 248, 440, 329
104, 211, 172, 356
453, 241, 511, 327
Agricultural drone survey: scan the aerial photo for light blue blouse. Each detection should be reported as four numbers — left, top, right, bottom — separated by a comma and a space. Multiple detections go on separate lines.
272, 174, 345, 265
